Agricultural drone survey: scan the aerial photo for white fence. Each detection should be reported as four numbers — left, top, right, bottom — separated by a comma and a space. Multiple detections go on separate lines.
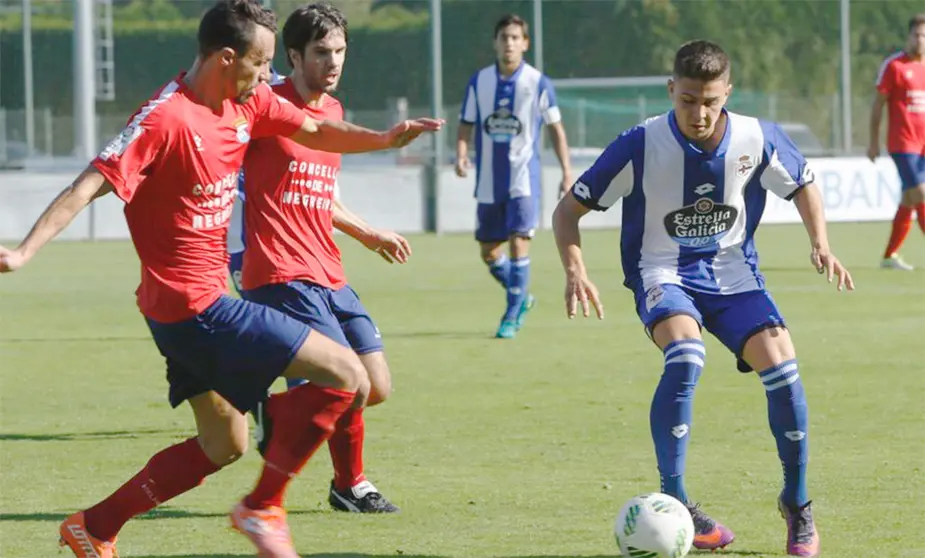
0, 157, 904, 241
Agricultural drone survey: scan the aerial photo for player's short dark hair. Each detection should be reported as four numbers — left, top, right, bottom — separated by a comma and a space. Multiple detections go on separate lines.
198, 0, 277, 57
282, 3, 349, 68
673, 40, 730, 82
494, 13, 529, 40
909, 13, 925, 31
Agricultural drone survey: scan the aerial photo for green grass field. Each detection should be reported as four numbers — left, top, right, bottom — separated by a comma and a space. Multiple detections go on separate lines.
1, 223, 923, 558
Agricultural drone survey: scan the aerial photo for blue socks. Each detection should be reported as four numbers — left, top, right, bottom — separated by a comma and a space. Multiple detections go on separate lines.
759, 359, 809, 507
650, 339, 705, 504
487, 255, 511, 287
503, 257, 530, 322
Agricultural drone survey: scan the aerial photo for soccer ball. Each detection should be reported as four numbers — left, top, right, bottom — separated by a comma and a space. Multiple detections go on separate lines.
613, 493, 694, 558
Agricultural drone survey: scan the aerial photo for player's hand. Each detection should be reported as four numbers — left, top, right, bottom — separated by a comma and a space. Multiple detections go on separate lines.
455, 156, 471, 178
351, 374, 371, 409
866, 144, 879, 163
564, 269, 604, 320
810, 248, 855, 291
0, 245, 26, 273
386, 118, 445, 148
363, 229, 412, 264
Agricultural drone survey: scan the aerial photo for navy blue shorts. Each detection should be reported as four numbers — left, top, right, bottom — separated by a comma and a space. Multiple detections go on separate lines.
475, 196, 539, 243
890, 153, 925, 191
243, 281, 383, 355
146, 295, 311, 413
635, 283, 787, 372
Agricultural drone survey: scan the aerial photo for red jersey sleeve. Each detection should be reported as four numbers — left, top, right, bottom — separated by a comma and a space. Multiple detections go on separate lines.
92, 107, 172, 203
876, 58, 896, 96
251, 83, 307, 140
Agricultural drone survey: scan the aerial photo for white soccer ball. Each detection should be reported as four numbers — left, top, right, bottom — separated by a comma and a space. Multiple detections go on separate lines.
613, 493, 694, 558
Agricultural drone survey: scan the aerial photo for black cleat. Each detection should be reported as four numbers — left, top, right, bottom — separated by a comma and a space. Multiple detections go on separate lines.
328, 480, 400, 513
251, 397, 273, 457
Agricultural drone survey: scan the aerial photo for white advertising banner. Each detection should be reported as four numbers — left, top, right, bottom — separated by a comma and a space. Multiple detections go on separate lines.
755, 156, 901, 224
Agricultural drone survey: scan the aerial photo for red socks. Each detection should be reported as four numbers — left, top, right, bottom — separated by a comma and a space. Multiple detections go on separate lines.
329, 408, 367, 491
884, 205, 914, 258
916, 203, 925, 233
245, 384, 353, 509
84, 437, 220, 541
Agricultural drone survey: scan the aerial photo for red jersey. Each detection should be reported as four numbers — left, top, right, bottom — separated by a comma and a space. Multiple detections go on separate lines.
239, 79, 346, 291
92, 74, 306, 323
876, 51, 925, 154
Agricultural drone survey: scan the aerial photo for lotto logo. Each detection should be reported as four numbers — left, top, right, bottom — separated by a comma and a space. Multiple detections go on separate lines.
671, 424, 689, 439
573, 182, 591, 199
694, 183, 715, 195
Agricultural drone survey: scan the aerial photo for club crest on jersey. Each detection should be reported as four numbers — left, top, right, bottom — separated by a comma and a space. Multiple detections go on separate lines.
736, 154, 756, 177
234, 118, 250, 144
484, 107, 522, 143
664, 196, 738, 249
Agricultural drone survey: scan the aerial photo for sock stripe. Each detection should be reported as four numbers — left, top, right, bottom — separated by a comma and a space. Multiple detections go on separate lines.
760, 360, 800, 392
664, 341, 705, 360
764, 373, 801, 392
489, 255, 509, 268
512, 257, 530, 267
665, 354, 705, 367
759, 361, 798, 383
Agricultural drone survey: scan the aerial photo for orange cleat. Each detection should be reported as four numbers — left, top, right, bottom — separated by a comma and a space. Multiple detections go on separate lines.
58, 512, 119, 558
230, 500, 299, 558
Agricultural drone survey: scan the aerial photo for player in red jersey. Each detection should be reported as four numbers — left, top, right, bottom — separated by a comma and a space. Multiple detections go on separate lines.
0, 1, 441, 557
228, 3, 408, 514
868, 12, 925, 271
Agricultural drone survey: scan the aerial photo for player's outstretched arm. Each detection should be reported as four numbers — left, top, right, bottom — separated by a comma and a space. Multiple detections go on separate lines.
792, 183, 855, 291
552, 192, 604, 320
332, 199, 411, 264
291, 116, 444, 154
0, 166, 112, 273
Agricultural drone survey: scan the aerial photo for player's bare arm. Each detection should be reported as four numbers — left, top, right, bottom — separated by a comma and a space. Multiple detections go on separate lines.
792, 184, 855, 291
867, 92, 888, 162
0, 166, 113, 272
551, 192, 604, 320
332, 199, 411, 264
291, 115, 444, 153
546, 121, 573, 197
455, 122, 474, 177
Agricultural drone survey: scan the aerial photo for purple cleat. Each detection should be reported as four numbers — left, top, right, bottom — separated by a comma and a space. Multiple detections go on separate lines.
779, 498, 820, 557
686, 502, 735, 550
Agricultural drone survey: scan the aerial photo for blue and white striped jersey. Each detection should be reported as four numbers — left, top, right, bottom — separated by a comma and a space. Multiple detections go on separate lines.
573, 110, 814, 295
460, 62, 561, 204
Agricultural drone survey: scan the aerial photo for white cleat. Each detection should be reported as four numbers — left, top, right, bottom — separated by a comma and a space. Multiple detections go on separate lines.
881, 254, 915, 271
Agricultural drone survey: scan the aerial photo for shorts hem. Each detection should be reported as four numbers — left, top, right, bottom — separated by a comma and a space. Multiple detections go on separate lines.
354, 345, 384, 356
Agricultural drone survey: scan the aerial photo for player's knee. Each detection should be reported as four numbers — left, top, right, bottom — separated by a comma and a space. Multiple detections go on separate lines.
360, 354, 392, 406
480, 242, 504, 263
367, 373, 392, 406
742, 326, 796, 372
330, 349, 367, 392
910, 185, 925, 204
198, 424, 248, 466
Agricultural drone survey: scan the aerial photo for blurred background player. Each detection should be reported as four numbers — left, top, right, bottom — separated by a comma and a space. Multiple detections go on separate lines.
455, 13, 572, 339
868, 12, 925, 271
0, 1, 441, 556
552, 40, 854, 557
228, 2, 410, 514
